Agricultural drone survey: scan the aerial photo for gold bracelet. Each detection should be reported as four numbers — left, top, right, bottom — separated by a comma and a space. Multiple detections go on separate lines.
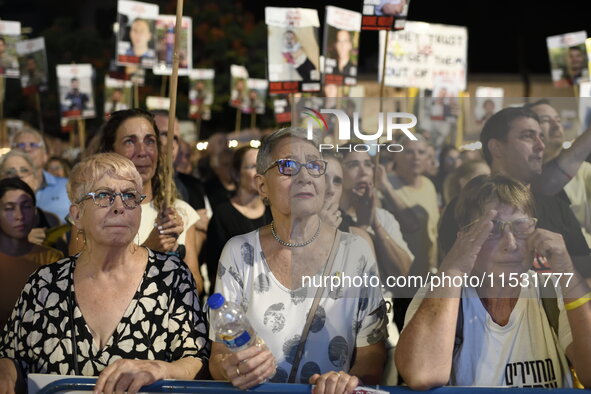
565, 292, 591, 311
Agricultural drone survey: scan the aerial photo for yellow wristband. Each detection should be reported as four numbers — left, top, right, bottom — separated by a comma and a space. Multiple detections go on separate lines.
565, 292, 591, 311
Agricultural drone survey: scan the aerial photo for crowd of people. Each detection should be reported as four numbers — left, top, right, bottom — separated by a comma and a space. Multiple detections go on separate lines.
0, 100, 591, 393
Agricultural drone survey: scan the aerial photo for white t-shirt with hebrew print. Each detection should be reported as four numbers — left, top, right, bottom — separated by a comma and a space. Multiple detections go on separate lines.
404, 270, 574, 388
211, 229, 388, 384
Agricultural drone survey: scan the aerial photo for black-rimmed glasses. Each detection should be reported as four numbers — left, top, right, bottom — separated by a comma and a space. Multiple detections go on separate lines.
77, 190, 146, 209
263, 159, 328, 177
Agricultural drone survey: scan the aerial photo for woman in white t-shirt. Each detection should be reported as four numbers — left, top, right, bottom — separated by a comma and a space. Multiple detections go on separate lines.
209, 127, 388, 394
396, 174, 591, 388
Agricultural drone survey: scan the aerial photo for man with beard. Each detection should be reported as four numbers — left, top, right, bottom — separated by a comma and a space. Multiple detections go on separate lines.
439, 106, 591, 277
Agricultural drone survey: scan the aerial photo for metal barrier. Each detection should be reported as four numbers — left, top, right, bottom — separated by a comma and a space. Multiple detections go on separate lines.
34, 377, 589, 394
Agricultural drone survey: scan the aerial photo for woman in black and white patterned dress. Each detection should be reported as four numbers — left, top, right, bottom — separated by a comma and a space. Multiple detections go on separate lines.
0, 153, 209, 394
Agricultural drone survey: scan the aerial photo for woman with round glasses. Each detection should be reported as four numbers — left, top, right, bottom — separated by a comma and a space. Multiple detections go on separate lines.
0, 153, 210, 393
396, 174, 591, 388
70, 108, 203, 293
209, 127, 387, 394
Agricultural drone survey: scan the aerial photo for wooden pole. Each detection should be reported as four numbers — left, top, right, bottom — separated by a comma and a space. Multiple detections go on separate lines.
376, 29, 391, 170
250, 110, 256, 130
133, 82, 139, 108
0, 76, 5, 148
290, 92, 296, 126
77, 118, 86, 155
195, 117, 202, 143
164, 0, 184, 206
234, 107, 241, 132
160, 75, 168, 97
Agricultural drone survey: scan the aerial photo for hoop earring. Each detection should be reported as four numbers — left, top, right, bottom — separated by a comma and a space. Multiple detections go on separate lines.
76, 230, 87, 248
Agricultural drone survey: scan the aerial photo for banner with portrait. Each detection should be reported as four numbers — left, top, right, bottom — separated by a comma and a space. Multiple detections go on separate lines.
379, 21, 467, 90
579, 81, 591, 133
322, 6, 361, 86
15, 37, 48, 94
265, 7, 321, 94
229, 64, 248, 109
146, 96, 170, 110
473, 86, 503, 127
242, 79, 268, 114
153, 15, 192, 76
547, 31, 588, 88
0, 21, 21, 78
361, 0, 411, 31
188, 69, 214, 120
104, 76, 132, 118
116, 0, 159, 68
57, 64, 95, 120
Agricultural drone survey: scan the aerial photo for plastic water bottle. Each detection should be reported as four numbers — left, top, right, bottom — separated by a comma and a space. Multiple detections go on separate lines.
208, 293, 259, 352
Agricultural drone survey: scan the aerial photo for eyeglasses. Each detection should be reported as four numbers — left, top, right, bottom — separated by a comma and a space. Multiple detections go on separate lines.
462, 217, 538, 240
263, 159, 327, 177
12, 142, 44, 150
489, 218, 537, 239
77, 190, 146, 209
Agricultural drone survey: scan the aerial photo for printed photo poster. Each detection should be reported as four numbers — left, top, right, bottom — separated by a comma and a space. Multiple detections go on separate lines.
15, 37, 48, 94
229, 64, 249, 109
273, 94, 292, 124
104, 76, 132, 118
116, 0, 159, 68
379, 22, 468, 91
153, 15, 192, 76
0, 21, 21, 78
361, 0, 411, 31
146, 96, 170, 110
579, 81, 591, 134
107, 61, 146, 86
242, 79, 268, 114
188, 69, 214, 120
266, 7, 321, 94
547, 31, 588, 88
323, 6, 361, 86
474, 86, 503, 126
57, 64, 95, 120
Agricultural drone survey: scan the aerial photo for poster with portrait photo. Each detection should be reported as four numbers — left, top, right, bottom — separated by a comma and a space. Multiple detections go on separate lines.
229, 64, 248, 109
547, 31, 588, 88
361, 0, 411, 31
104, 76, 132, 118
16, 37, 48, 94
322, 6, 361, 86
266, 7, 321, 94
189, 69, 214, 120
57, 64, 95, 120
273, 94, 292, 124
146, 96, 170, 110
474, 87, 503, 126
0, 21, 21, 78
153, 15, 192, 76
116, 0, 159, 68
242, 79, 268, 115
107, 60, 146, 86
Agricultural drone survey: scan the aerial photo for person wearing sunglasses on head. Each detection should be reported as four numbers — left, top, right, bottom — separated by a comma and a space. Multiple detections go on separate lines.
11, 129, 70, 225
209, 127, 388, 394
397, 174, 591, 388
0, 153, 210, 394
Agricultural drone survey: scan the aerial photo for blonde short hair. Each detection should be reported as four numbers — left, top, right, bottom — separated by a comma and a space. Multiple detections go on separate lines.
67, 153, 143, 203
455, 174, 535, 228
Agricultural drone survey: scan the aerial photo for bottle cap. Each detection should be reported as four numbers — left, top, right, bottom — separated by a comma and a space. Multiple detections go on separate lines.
207, 293, 225, 309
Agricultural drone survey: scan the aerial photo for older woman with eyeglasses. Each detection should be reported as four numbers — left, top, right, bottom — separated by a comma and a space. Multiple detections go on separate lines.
70, 109, 203, 294
0, 153, 209, 394
396, 175, 591, 389
209, 127, 387, 394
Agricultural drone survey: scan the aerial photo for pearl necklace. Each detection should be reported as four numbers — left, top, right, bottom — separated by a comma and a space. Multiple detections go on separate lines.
271, 220, 321, 248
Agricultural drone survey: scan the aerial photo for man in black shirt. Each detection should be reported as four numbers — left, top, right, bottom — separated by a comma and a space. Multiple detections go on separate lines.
439, 107, 591, 277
